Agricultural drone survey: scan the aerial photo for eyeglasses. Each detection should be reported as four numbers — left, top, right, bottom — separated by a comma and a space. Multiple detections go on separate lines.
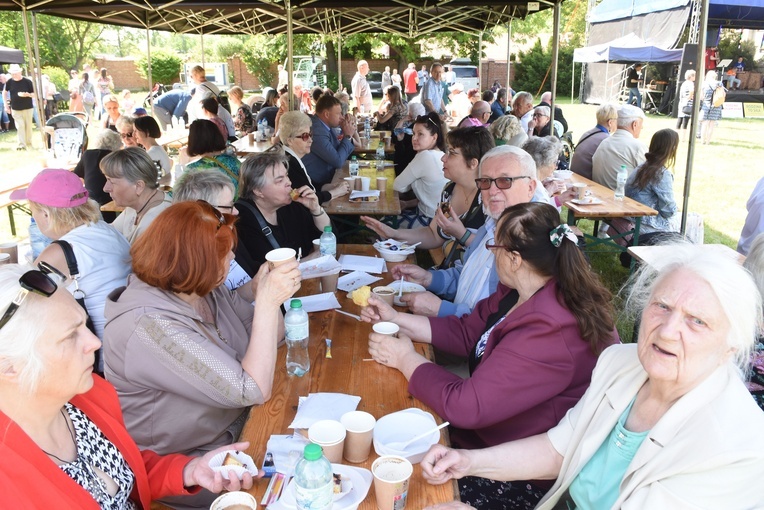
475, 176, 531, 190
0, 269, 58, 331
120, 131, 134, 139
293, 131, 313, 142
485, 243, 514, 253
214, 204, 236, 213
532, 113, 548, 118
196, 200, 226, 230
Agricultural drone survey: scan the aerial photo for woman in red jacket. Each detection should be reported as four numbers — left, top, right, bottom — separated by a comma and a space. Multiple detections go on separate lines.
0, 264, 255, 508
361, 202, 618, 509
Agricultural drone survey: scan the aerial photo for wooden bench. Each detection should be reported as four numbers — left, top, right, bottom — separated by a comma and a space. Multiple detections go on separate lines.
0, 182, 33, 237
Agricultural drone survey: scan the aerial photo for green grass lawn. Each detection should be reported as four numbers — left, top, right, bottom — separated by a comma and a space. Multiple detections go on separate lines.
1, 102, 762, 340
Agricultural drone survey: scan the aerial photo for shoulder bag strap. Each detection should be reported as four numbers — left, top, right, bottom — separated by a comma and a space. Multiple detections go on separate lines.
51, 240, 100, 371
235, 200, 280, 250
206, 157, 239, 183
575, 130, 601, 148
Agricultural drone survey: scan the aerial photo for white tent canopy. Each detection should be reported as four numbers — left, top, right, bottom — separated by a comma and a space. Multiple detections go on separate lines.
573, 33, 683, 63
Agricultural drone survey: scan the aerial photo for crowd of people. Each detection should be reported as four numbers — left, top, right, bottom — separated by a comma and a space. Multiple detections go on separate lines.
0, 55, 762, 510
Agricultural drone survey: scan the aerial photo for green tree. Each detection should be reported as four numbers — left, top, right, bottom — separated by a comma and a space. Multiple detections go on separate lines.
36, 14, 105, 70
240, 34, 320, 88
42, 66, 69, 92
215, 36, 245, 61
136, 49, 183, 85
513, 37, 579, 98
718, 31, 756, 69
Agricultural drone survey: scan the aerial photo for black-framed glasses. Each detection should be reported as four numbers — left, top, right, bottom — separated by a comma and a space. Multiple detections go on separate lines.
475, 176, 531, 190
120, 131, 134, 139
214, 204, 236, 213
485, 243, 514, 252
533, 113, 547, 118
196, 200, 225, 230
0, 269, 58, 331
38, 261, 67, 284
293, 131, 313, 142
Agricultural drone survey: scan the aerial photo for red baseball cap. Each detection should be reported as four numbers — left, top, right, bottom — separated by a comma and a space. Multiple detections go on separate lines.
11, 169, 89, 208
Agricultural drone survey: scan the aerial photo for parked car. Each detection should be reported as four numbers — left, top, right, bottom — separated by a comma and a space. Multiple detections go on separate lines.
450, 58, 479, 91
367, 71, 383, 96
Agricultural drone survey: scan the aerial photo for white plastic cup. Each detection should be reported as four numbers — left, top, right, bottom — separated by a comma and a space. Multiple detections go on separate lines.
360, 176, 371, 191
372, 322, 399, 336
265, 247, 296, 269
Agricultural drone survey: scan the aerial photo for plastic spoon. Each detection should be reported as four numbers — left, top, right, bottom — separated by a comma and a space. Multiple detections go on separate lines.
397, 276, 405, 298
387, 421, 450, 451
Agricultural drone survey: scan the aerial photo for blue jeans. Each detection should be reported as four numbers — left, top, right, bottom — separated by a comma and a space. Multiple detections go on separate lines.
627, 87, 642, 108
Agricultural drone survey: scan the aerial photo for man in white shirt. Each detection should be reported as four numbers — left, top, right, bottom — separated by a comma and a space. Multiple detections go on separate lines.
511, 91, 534, 135
591, 104, 647, 190
351, 60, 373, 114
421, 62, 445, 116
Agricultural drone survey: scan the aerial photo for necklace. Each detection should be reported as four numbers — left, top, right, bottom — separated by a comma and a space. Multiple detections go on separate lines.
41, 407, 77, 464
133, 189, 160, 224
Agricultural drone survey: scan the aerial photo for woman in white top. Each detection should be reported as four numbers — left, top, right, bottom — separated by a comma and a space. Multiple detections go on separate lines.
133, 116, 172, 173
675, 69, 696, 141
101, 147, 172, 244
393, 111, 448, 228
11, 169, 131, 370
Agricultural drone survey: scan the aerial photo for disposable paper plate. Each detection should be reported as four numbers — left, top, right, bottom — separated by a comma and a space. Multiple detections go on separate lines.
274, 464, 372, 510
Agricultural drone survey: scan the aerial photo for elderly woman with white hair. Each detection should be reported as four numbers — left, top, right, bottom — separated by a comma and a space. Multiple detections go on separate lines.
101, 146, 172, 243
675, 69, 696, 140
523, 136, 575, 209
422, 244, 764, 510
530, 105, 563, 138
0, 263, 256, 507
115, 115, 138, 148
277, 110, 349, 205
489, 114, 527, 148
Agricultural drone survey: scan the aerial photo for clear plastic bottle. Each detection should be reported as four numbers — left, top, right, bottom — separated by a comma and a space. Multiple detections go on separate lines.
319, 226, 336, 258
294, 443, 333, 510
376, 142, 385, 165
29, 218, 52, 260
349, 156, 359, 178
364, 117, 371, 139
614, 165, 628, 201
285, 299, 310, 377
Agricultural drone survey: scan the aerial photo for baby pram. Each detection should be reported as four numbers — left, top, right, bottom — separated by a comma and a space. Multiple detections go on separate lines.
144, 83, 167, 109
45, 112, 88, 162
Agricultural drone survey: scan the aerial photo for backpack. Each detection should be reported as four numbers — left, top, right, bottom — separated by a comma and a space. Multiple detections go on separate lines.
711, 85, 726, 107
82, 85, 95, 105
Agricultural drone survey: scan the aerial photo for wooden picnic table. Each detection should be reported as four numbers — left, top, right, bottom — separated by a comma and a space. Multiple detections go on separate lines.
157, 128, 189, 151
353, 135, 395, 157
0, 180, 34, 237
628, 243, 745, 267
232, 136, 274, 156
562, 173, 657, 269
239, 243, 457, 509
324, 160, 400, 217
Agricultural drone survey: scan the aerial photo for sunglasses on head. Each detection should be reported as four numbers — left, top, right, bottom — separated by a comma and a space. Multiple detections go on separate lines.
0, 267, 60, 331
416, 115, 439, 128
196, 200, 226, 230
474, 176, 531, 190
293, 131, 313, 142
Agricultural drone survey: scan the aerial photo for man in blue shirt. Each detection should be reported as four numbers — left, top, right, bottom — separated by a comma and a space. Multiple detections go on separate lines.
302, 94, 357, 190
153, 85, 192, 130
421, 62, 445, 116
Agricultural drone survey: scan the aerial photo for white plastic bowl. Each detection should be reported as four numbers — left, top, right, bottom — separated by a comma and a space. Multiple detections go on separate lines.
374, 245, 415, 262
373, 408, 440, 464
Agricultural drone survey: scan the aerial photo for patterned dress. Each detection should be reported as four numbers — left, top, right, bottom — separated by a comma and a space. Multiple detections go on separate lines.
57, 403, 137, 509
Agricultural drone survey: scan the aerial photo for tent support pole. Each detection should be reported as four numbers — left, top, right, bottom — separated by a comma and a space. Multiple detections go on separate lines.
506, 20, 512, 88
337, 25, 342, 91
26, 11, 46, 149
572, 63, 575, 104
200, 28, 205, 68
146, 21, 153, 114
550, 1, 561, 121
682, 0, 710, 235
286, 0, 294, 110
478, 30, 483, 89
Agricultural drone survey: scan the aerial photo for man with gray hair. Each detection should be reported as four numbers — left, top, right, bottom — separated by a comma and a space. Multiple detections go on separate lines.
351, 59, 373, 113
591, 103, 646, 190
421, 62, 446, 117
390, 145, 538, 317
511, 91, 534, 134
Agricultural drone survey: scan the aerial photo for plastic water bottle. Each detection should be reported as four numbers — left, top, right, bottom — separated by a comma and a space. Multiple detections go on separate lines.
376, 142, 385, 165
349, 156, 359, 178
294, 443, 333, 510
319, 226, 336, 258
614, 165, 627, 201
29, 218, 52, 260
285, 299, 310, 377
364, 117, 371, 139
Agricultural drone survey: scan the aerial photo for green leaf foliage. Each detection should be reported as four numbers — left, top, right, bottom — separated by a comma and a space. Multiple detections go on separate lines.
42, 66, 69, 93
136, 50, 182, 85
513, 38, 579, 98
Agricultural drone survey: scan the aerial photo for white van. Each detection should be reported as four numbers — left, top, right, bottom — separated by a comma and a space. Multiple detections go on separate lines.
450, 58, 479, 91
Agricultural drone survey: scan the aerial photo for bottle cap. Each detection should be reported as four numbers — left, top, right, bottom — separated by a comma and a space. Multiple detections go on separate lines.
303, 443, 323, 460
324, 226, 332, 233
290, 299, 302, 309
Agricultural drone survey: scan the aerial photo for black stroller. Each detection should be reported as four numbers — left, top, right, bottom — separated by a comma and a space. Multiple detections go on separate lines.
144, 83, 168, 109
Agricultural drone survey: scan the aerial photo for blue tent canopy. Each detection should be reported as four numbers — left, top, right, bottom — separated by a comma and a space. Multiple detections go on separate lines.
590, 0, 764, 29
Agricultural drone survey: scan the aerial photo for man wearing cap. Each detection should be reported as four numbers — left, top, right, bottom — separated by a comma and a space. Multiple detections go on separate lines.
3, 64, 35, 150
351, 60, 373, 114
153, 86, 192, 130
591, 104, 647, 190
